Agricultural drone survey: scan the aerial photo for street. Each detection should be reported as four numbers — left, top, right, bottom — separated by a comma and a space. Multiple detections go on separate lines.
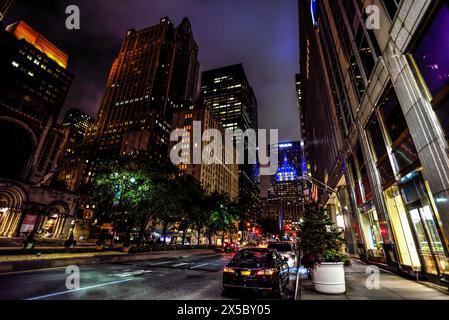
0, 251, 297, 300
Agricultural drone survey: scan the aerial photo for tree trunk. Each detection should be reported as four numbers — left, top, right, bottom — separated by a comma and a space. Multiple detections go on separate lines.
137, 216, 147, 249
182, 228, 187, 246
197, 228, 201, 246
222, 231, 225, 245
162, 222, 169, 246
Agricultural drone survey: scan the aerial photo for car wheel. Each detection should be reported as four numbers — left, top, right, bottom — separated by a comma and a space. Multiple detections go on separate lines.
283, 275, 289, 289
273, 280, 283, 298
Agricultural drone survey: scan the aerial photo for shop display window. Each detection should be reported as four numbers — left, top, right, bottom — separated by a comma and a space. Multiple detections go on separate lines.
411, 2, 449, 98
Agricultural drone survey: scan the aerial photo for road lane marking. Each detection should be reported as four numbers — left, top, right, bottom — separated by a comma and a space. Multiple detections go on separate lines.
26, 278, 135, 300
190, 263, 209, 269
149, 261, 171, 266
173, 263, 188, 267
108, 270, 152, 277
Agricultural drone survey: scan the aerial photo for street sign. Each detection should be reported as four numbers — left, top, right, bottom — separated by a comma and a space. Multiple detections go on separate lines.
20, 214, 37, 233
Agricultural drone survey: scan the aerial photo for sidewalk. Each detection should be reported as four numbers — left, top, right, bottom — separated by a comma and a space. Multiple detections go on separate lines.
300, 260, 449, 300
0, 237, 97, 250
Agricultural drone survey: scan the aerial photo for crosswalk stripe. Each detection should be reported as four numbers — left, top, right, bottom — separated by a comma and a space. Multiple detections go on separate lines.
150, 261, 171, 266
108, 270, 152, 277
173, 263, 189, 267
190, 263, 209, 269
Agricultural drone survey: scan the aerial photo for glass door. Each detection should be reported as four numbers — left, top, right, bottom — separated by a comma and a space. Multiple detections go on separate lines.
419, 206, 447, 274
408, 205, 445, 275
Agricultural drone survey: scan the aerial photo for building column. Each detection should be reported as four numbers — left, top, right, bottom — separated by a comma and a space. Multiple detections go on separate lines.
5, 210, 21, 238
27, 116, 53, 183
338, 185, 358, 256
384, 37, 449, 246
56, 216, 68, 238
2, 210, 15, 237
358, 123, 395, 245
0, 210, 12, 236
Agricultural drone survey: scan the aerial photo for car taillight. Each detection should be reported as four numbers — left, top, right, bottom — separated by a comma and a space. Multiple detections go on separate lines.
256, 269, 276, 276
224, 267, 235, 273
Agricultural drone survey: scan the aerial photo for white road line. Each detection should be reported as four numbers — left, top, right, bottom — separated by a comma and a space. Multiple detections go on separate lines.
190, 263, 209, 269
173, 263, 188, 267
26, 278, 134, 300
149, 261, 171, 266
108, 270, 152, 277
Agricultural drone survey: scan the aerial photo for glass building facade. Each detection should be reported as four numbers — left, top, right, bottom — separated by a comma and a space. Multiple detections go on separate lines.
299, 0, 449, 285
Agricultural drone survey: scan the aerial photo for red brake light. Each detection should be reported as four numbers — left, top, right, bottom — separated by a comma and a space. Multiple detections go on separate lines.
256, 269, 276, 276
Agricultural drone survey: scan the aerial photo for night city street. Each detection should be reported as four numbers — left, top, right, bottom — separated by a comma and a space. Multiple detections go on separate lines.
1, 0, 449, 316
0, 251, 297, 300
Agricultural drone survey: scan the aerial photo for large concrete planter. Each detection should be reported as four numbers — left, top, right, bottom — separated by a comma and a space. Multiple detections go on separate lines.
312, 262, 346, 294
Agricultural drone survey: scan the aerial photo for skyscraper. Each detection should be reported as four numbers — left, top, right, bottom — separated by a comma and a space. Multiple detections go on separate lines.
299, 0, 449, 285
201, 64, 258, 132
266, 142, 303, 232
0, 20, 78, 239
169, 103, 239, 201
56, 109, 94, 190
78, 17, 199, 186
0, 20, 73, 183
201, 64, 260, 218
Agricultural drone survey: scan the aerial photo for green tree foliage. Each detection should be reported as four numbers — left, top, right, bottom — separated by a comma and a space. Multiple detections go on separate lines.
89, 152, 244, 248
299, 201, 349, 268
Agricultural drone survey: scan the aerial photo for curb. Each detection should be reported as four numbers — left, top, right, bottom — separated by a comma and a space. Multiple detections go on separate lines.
0, 249, 220, 275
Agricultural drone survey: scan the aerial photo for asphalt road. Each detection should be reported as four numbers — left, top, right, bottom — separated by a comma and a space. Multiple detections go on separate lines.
0, 251, 297, 300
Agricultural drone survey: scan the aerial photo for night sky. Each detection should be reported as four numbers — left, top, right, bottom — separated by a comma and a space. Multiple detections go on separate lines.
6, 0, 300, 142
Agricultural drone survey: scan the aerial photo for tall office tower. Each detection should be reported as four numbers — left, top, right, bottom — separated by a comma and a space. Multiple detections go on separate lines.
0, 20, 78, 239
0, 20, 73, 183
278, 142, 302, 177
169, 103, 239, 201
295, 73, 309, 174
57, 109, 94, 190
79, 17, 199, 186
62, 108, 95, 135
266, 143, 303, 233
268, 155, 302, 233
0, 0, 13, 21
299, 0, 449, 284
201, 64, 260, 219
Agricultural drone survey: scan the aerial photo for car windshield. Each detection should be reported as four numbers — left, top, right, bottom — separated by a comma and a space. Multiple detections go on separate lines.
233, 250, 269, 264
268, 243, 293, 252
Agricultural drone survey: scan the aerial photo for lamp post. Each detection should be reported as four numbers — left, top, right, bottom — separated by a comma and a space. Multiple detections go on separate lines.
110, 174, 137, 249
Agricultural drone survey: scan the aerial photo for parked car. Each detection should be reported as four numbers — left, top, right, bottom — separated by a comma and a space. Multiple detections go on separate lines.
224, 242, 239, 252
223, 248, 289, 297
267, 241, 298, 268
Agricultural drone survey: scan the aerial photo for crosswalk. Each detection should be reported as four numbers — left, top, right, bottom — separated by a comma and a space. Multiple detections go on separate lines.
142, 260, 224, 271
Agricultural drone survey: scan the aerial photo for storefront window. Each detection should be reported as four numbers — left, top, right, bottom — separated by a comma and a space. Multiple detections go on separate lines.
384, 186, 421, 268
381, 0, 401, 21
400, 171, 448, 276
367, 115, 387, 161
391, 136, 419, 174
434, 95, 449, 140
379, 86, 408, 143
411, 2, 449, 98
377, 157, 395, 186
360, 208, 385, 261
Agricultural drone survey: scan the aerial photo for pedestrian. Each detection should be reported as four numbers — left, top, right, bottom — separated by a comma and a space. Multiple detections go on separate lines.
64, 232, 77, 250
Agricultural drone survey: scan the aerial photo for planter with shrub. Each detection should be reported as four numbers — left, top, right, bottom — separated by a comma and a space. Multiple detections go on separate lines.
299, 202, 351, 294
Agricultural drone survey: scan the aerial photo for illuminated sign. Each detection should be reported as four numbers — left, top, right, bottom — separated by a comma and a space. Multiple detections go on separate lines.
311, 0, 319, 29
279, 143, 293, 149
